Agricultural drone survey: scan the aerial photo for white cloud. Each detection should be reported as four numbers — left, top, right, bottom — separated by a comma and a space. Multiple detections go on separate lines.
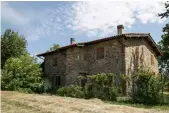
131, 1, 166, 24
67, 1, 166, 37
1, 2, 31, 25
1, 2, 66, 41
1, 1, 167, 41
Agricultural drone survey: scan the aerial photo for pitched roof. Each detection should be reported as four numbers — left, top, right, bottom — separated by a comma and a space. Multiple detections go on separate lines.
37, 33, 162, 56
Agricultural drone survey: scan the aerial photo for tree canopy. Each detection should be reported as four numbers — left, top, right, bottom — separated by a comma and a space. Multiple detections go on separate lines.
1, 55, 43, 93
47, 44, 60, 52
1, 29, 28, 68
158, 1, 169, 78
159, 2, 169, 19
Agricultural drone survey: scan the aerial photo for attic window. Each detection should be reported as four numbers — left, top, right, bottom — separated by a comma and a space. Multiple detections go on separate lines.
96, 47, 104, 59
151, 55, 154, 66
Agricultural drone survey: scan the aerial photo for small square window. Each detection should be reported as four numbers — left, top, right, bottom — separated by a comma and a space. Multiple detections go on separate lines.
53, 57, 57, 66
77, 55, 80, 60
96, 47, 104, 59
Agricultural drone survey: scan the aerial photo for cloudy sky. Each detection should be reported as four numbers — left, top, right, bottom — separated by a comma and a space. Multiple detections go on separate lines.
1, 1, 169, 56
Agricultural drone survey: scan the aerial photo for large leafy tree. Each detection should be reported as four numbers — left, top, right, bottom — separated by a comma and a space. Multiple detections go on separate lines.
1, 29, 28, 68
1, 55, 43, 93
158, 1, 169, 78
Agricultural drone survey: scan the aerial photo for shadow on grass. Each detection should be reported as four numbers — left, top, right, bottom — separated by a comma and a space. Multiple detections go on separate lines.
104, 94, 169, 110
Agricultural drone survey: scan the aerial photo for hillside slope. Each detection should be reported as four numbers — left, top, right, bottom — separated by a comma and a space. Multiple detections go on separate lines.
1, 91, 168, 113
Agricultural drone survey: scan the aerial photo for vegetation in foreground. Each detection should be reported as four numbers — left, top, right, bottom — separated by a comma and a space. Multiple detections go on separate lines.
1, 91, 169, 113
1, 2, 169, 112
57, 70, 168, 105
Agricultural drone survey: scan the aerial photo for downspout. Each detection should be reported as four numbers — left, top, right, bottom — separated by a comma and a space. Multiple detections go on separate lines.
117, 38, 126, 95
117, 38, 125, 75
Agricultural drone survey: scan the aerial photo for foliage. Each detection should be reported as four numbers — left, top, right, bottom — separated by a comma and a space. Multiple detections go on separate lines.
57, 73, 118, 101
82, 73, 118, 101
41, 78, 52, 93
106, 93, 169, 110
1, 55, 43, 93
159, 1, 169, 19
1, 29, 28, 69
57, 85, 85, 98
118, 74, 127, 95
47, 44, 60, 52
158, 1, 169, 84
132, 70, 166, 105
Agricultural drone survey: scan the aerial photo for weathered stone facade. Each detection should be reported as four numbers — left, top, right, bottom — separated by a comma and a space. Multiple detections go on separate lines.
121, 36, 159, 93
65, 39, 124, 85
38, 33, 161, 93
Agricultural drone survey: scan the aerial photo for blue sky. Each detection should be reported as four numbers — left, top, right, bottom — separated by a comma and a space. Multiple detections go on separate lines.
1, 1, 169, 56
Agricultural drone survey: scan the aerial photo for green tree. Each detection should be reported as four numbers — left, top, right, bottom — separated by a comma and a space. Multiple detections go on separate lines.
1, 29, 28, 68
48, 44, 60, 51
158, 1, 169, 79
1, 55, 43, 93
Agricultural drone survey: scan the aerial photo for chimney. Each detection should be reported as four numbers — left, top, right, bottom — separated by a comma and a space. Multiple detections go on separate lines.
117, 25, 124, 35
70, 38, 75, 44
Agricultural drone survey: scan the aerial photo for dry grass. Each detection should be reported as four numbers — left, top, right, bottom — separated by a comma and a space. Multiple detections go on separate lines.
1, 91, 169, 113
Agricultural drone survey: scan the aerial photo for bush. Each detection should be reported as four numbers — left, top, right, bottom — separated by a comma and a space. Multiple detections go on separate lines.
1, 55, 43, 93
132, 70, 165, 105
41, 78, 52, 93
57, 85, 85, 98
83, 73, 118, 101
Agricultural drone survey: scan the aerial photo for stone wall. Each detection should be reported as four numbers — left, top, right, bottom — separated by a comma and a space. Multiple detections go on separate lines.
43, 36, 159, 93
123, 37, 159, 94
65, 47, 87, 85
65, 39, 124, 85
86, 40, 124, 75
44, 51, 66, 90
124, 37, 158, 75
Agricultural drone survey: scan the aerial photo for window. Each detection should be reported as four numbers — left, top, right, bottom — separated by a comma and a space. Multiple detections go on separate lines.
77, 54, 80, 60
96, 47, 104, 59
77, 52, 81, 60
151, 55, 154, 65
55, 76, 61, 86
53, 57, 57, 66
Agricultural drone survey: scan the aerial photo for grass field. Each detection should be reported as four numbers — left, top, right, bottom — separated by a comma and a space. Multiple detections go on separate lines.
1, 91, 169, 113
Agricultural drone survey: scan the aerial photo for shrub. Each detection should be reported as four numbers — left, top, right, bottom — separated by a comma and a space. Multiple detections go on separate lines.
83, 73, 118, 101
1, 55, 43, 93
57, 85, 84, 98
57, 73, 118, 101
118, 74, 127, 95
132, 70, 165, 105
41, 78, 52, 93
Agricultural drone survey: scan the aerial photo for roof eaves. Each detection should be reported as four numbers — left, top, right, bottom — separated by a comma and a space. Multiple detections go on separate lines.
37, 33, 162, 57
124, 33, 162, 56
146, 34, 163, 56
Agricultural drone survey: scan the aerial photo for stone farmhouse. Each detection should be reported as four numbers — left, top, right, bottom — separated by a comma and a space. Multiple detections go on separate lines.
37, 25, 162, 93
